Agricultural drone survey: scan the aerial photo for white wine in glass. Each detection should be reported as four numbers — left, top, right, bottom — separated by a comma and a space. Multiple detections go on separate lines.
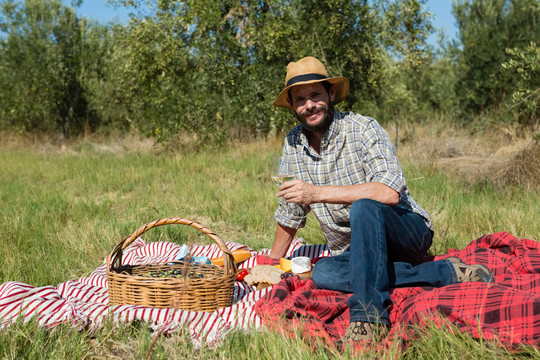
272, 175, 295, 186
271, 156, 294, 186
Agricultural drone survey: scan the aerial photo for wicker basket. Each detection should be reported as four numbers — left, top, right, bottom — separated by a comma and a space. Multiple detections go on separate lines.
106, 217, 237, 312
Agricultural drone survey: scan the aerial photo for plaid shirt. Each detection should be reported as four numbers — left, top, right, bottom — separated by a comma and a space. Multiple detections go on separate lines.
274, 111, 433, 255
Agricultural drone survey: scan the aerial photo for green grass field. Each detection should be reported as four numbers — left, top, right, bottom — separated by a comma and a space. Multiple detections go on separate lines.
0, 137, 538, 359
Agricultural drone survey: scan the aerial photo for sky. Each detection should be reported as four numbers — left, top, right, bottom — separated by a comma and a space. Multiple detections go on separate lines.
69, 0, 459, 46
424, 0, 459, 45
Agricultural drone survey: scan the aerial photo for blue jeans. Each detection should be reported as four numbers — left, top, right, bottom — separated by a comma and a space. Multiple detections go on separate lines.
312, 199, 457, 325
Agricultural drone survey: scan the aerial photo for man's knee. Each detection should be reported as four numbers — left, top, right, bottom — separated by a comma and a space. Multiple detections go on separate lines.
312, 255, 352, 292
312, 257, 334, 287
350, 198, 387, 219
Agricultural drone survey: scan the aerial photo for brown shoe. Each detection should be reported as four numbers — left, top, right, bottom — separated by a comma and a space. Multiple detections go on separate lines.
338, 321, 389, 345
447, 257, 494, 283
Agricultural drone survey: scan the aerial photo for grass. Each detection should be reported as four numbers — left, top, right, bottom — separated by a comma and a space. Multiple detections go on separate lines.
0, 133, 538, 358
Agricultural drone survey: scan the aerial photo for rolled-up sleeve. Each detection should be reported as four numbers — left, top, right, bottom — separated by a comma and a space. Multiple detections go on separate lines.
274, 202, 308, 229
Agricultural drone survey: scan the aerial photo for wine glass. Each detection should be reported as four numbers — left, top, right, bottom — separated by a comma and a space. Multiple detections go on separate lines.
271, 155, 294, 216
271, 155, 294, 187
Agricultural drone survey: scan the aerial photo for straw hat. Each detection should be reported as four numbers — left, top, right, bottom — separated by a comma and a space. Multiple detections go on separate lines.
272, 56, 349, 109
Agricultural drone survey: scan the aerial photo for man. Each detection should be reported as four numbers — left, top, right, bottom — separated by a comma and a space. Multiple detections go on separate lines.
269, 56, 493, 344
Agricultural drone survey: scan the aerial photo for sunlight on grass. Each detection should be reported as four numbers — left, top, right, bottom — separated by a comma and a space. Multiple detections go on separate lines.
1, 140, 539, 284
0, 137, 538, 359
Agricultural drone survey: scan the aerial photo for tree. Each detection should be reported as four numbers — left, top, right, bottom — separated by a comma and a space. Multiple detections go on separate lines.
0, 0, 437, 141
502, 42, 540, 126
109, 0, 393, 143
375, 0, 437, 123
0, 0, 116, 137
451, 0, 540, 117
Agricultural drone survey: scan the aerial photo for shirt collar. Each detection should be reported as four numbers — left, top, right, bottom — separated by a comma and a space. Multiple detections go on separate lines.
323, 110, 344, 143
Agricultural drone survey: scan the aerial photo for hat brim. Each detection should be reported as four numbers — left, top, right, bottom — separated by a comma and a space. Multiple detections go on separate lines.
272, 76, 349, 109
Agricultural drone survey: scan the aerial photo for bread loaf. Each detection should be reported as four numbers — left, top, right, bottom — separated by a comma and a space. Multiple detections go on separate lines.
244, 265, 284, 285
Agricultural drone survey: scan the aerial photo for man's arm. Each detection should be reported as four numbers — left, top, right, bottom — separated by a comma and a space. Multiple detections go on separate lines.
269, 223, 298, 259
277, 180, 399, 207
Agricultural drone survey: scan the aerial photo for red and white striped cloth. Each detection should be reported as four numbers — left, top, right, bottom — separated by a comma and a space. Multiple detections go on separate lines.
0, 238, 330, 348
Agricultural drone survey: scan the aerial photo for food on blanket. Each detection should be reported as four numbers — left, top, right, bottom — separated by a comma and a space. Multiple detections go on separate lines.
256, 282, 273, 290
142, 269, 204, 279
280, 272, 300, 280
273, 258, 292, 272
291, 256, 312, 274
280, 258, 292, 272
236, 269, 249, 281
210, 249, 252, 266
243, 265, 284, 285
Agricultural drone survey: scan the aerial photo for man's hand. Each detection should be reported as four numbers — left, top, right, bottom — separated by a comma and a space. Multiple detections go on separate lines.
277, 179, 319, 206
277, 180, 400, 206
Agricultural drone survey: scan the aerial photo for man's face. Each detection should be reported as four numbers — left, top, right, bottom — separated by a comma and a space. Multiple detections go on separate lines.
288, 82, 335, 133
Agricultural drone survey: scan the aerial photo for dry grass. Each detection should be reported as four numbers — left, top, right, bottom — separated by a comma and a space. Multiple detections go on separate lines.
392, 121, 540, 189
3, 121, 539, 192
0, 130, 158, 154
492, 140, 540, 189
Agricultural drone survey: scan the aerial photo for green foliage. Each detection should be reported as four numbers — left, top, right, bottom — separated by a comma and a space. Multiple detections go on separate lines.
451, 0, 540, 118
0, 0, 126, 137
379, 0, 433, 71
2, 0, 539, 141
107, 0, 392, 143
373, 0, 437, 123
0, 0, 81, 136
80, 23, 133, 132
502, 41, 540, 126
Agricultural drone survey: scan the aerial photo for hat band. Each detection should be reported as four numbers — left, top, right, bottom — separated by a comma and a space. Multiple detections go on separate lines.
286, 73, 328, 87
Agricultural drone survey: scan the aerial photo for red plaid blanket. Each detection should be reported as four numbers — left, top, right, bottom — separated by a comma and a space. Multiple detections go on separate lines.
254, 232, 540, 349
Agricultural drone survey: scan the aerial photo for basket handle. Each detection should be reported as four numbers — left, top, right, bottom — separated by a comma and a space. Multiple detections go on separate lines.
106, 217, 237, 276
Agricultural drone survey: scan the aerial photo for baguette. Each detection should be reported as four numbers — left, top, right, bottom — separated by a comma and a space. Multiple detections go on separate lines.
210, 249, 252, 266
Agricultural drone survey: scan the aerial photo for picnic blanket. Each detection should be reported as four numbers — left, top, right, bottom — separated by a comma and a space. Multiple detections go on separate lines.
0, 231, 538, 349
0, 237, 328, 348
254, 232, 540, 349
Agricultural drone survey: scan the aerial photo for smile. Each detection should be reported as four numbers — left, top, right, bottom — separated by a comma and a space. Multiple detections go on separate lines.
303, 109, 324, 120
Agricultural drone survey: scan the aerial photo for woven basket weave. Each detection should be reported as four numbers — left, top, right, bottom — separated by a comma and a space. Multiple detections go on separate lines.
106, 217, 237, 312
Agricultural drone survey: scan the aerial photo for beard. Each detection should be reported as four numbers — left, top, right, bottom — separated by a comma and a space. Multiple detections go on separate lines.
295, 102, 334, 133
